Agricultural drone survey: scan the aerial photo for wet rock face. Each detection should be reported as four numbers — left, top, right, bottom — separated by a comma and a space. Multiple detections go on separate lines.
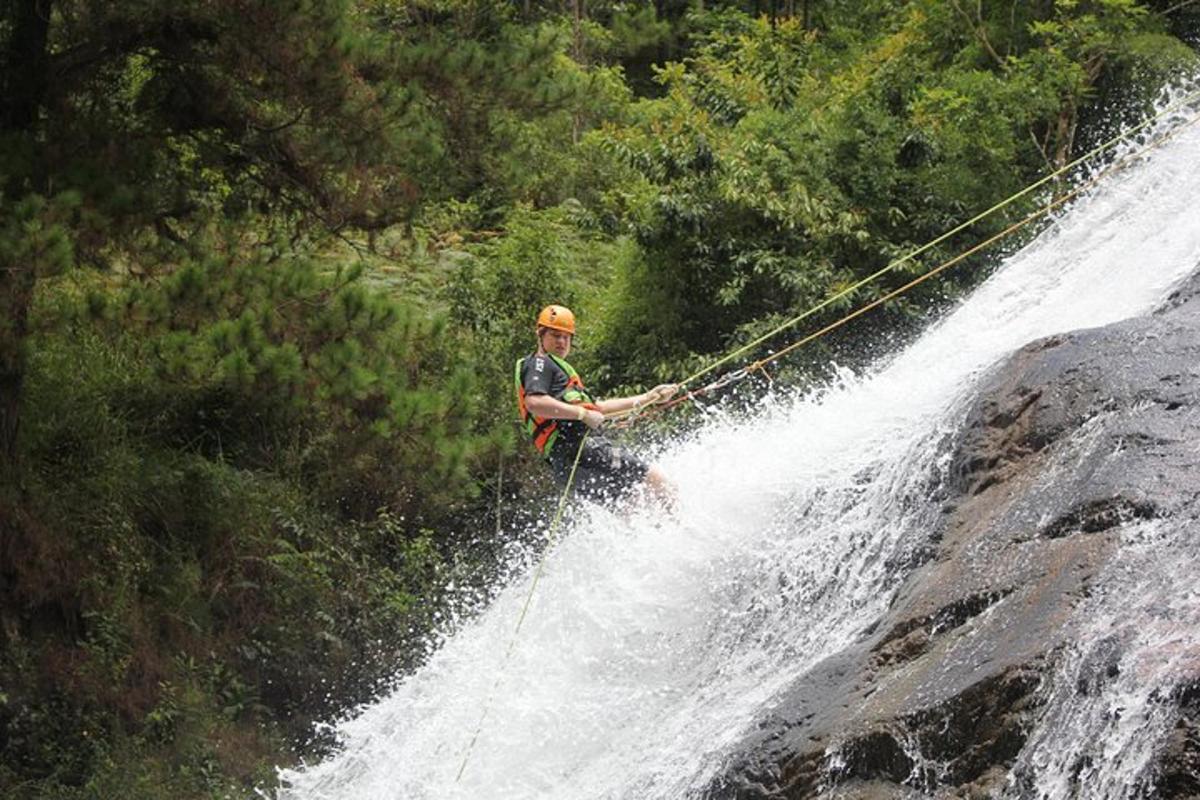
1158, 681, 1200, 797
709, 273, 1200, 799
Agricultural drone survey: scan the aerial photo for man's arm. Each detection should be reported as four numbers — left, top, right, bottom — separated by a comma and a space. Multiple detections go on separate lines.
525, 393, 587, 420
522, 354, 607, 428
594, 384, 679, 416
525, 393, 606, 429
525, 386, 676, 429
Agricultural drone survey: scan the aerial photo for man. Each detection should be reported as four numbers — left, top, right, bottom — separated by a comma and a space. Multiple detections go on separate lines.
515, 304, 678, 505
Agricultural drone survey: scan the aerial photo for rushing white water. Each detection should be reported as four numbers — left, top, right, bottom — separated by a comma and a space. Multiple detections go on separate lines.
278, 90, 1200, 800
1002, 519, 1200, 800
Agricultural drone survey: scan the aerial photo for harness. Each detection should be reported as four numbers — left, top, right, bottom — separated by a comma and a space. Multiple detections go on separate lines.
515, 353, 596, 457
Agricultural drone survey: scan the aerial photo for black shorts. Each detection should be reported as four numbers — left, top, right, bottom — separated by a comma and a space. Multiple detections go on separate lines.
547, 436, 651, 503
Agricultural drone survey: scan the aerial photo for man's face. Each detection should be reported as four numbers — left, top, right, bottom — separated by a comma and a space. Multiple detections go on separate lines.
540, 328, 572, 358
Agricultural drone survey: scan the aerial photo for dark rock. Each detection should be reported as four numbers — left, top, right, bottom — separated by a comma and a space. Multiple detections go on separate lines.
1158, 684, 1200, 798
708, 270, 1200, 798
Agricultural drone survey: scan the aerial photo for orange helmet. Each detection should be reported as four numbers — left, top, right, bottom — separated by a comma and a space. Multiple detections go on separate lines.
536, 304, 576, 335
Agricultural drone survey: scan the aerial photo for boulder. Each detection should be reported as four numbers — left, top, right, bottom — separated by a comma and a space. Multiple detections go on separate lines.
709, 271, 1200, 799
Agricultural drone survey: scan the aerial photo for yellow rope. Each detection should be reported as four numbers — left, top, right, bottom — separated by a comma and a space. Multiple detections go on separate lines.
608, 87, 1200, 423
455, 430, 590, 783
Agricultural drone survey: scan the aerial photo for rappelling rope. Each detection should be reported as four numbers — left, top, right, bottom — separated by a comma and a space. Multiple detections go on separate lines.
455, 431, 590, 783
609, 87, 1200, 426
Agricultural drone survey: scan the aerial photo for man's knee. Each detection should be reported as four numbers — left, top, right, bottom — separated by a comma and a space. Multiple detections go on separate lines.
644, 464, 677, 504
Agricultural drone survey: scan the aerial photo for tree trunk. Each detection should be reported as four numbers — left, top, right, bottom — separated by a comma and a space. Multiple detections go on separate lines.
1053, 102, 1078, 171
0, 0, 54, 485
1, 0, 53, 133
1043, 100, 1078, 202
0, 267, 37, 484
570, 0, 582, 62
570, 0, 586, 144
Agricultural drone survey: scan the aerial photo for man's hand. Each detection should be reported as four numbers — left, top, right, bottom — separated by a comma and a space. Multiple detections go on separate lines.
581, 408, 606, 429
644, 384, 680, 405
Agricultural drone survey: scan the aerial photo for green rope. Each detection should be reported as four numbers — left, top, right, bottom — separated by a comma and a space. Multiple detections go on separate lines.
455, 431, 590, 783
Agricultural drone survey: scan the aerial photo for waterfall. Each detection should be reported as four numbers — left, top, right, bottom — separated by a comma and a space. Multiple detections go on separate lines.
277, 88, 1200, 800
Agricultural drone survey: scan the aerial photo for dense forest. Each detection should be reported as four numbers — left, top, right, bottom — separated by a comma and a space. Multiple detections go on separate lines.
1, 0, 1198, 796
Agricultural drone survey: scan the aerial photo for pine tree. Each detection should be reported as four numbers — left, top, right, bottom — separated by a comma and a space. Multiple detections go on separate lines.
1, 1, 374, 479
0, 0, 602, 485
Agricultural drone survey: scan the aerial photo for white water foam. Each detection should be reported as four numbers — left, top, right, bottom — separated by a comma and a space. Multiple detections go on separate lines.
278, 88, 1200, 800
1002, 518, 1200, 800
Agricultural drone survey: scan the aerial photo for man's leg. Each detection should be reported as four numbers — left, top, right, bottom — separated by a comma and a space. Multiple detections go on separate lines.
643, 464, 678, 509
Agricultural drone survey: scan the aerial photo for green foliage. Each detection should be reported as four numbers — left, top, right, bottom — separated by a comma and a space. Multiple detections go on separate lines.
1, 0, 1195, 795
3, 0, 425, 230
61, 235, 492, 519
485, 61, 635, 208
448, 206, 584, 363
586, 1, 1196, 382
3, 291, 471, 794
442, 204, 620, 431
609, 5, 674, 59
0, 193, 78, 278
